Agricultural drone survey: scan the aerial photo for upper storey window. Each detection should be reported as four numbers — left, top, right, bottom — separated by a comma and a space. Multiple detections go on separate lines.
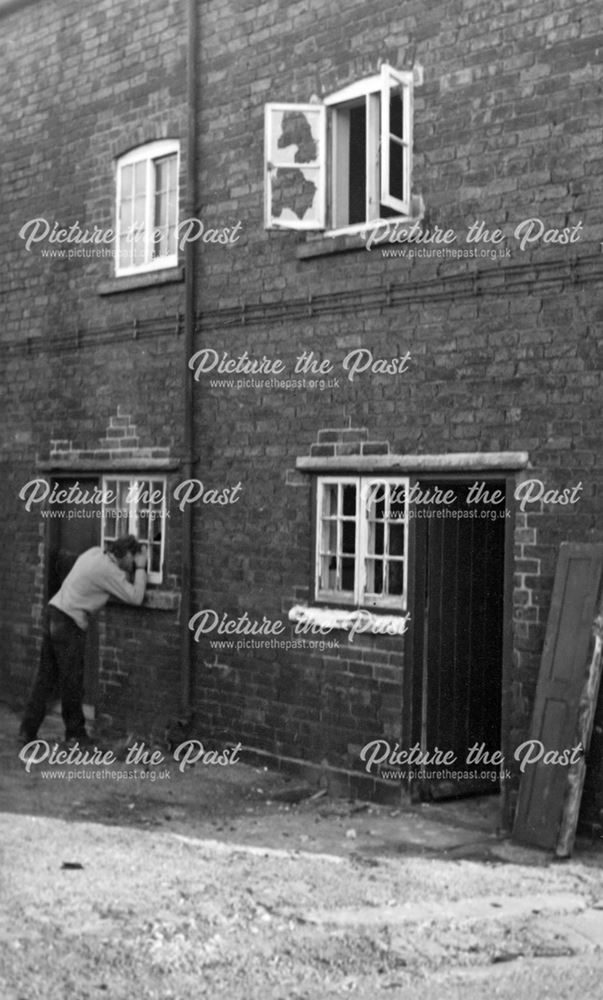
264, 65, 413, 235
115, 140, 179, 276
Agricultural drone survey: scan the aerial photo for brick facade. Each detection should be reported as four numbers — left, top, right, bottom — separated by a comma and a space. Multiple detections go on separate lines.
1, 0, 602, 833
0, 0, 187, 732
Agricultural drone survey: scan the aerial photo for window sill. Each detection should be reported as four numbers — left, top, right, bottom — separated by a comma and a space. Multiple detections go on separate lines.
295, 219, 427, 260
296, 232, 368, 259
295, 198, 426, 259
107, 590, 180, 612
142, 589, 180, 612
97, 266, 184, 296
288, 603, 409, 640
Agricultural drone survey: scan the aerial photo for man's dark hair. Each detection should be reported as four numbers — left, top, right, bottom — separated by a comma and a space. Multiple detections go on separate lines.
107, 535, 141, 559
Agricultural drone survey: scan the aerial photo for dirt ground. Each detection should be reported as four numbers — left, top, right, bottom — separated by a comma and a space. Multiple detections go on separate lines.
3, 703, 603, 1000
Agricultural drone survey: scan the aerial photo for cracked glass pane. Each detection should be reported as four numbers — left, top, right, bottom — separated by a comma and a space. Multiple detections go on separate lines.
271, 167, 319, 221
269, 109, 319, 165
269, 108, 322, 223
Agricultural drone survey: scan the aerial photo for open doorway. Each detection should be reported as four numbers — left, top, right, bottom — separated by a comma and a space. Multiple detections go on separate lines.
409, 477, 507, 800
45, 477, 100, 719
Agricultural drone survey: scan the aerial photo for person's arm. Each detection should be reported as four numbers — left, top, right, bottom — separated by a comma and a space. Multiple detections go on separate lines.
102, 548, 148, 606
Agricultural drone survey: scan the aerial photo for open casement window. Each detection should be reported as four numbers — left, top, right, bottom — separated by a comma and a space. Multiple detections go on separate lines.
316, 476, 409, 610
101, 476, 167, 585
264, 104, 327, 229
116, 140, 179, 276
264, 65, 413, 232
380, 63, 413, 215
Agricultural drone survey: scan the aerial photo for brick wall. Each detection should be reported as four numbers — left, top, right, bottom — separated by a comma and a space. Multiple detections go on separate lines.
2, 334, 186, 732
196, 0, 603, 307
190, 281, 602, 810
189, 0, 603, 816
0, 0, 187, 735
1, 0, 602, 828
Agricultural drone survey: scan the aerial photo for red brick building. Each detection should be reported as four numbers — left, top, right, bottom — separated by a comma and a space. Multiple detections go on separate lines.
2, 0, 602, 835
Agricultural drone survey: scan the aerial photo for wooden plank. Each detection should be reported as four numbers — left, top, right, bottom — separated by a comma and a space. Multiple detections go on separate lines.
513, 543, 603, 850
555, 608, 603, 857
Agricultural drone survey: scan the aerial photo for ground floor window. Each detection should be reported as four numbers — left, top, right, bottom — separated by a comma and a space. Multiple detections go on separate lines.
315, 475, 409, 609
101, 476, 166, 584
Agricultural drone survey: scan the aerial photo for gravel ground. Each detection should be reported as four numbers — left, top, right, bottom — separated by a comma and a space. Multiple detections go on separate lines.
3, 705, 603, 999
3, 809, 603, 1000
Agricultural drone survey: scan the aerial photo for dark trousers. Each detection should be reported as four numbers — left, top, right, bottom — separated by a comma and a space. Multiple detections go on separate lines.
21, 606, 88, 741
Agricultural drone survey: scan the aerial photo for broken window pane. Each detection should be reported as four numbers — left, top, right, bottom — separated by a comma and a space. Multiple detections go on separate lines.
322, 482, 338, 518
387, 560, 405, 595
342, 520, 356, 554
266, 104, 325, 227
321, 518, 338, 554
389, 523, 405, 556
270, 167, 320, 222
320, 554, 337, 590
342, 483, 356, 516
341, 557, 355, 591
366, 558, 384, 594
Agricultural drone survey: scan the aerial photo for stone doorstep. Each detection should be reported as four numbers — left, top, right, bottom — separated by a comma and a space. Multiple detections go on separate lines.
391, 828, 501, 855
299, 891, 587, 927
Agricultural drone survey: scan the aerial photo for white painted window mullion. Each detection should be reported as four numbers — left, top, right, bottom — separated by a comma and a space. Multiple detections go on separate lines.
357, 476, 367, 604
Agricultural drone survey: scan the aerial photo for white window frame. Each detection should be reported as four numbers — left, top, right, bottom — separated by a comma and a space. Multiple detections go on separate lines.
264, 103, 327, 229
379, 63, 413, 216
101, 475, 167, 585
115, 140, 180, 277
315, 475, 410, 611
264, 64, 414, 236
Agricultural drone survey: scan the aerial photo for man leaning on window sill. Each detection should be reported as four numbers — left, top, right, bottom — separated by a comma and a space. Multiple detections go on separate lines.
19, 535, 147, 748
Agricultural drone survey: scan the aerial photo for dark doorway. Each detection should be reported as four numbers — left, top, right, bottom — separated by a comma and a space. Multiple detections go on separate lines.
45, 478, 100, 715
410, 478, 506, 799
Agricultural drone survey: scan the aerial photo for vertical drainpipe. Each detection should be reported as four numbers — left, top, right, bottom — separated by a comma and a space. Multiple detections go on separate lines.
180, 0, 198, 714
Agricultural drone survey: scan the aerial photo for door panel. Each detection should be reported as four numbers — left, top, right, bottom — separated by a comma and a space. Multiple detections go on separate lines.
412, 480, 506, 799
513, 543, 603, 849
